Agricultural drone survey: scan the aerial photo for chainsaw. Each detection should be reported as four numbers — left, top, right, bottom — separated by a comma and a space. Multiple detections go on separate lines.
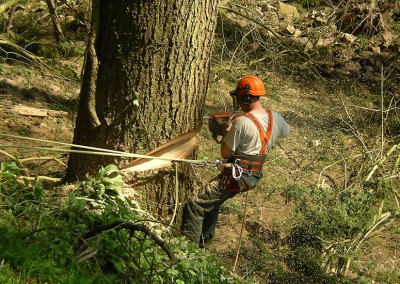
203, 111, 238, 143
203, 91, 241, 143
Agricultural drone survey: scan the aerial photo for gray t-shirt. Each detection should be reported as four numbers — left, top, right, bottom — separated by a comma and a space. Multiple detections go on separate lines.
223, 110, 290, 156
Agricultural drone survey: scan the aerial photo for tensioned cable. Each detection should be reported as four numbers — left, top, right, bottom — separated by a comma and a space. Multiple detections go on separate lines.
0, 133, 217, 166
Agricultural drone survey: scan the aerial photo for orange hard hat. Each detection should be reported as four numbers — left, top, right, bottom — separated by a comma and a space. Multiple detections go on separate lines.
232, 75, 267, 96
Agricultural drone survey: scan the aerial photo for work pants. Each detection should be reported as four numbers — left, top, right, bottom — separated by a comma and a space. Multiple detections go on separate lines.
181, 176, 237, 244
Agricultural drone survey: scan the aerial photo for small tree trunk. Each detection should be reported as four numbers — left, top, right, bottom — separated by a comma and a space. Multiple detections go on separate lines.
45, 0, 64, 42
5, 5, 15, 33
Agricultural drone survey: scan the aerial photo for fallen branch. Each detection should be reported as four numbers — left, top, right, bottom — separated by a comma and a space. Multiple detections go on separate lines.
0, 149, 23, 168
0, 104, 69, 118
5, 4, 16, 33
45, 0, 64, 42
0, 0, 21, 14
365, 143, 399, 181
17, 175, 62, 183
0, 148, 16, 161
0, 37, 43, 63
80, 220, 174, 259
19, 156, 67, 167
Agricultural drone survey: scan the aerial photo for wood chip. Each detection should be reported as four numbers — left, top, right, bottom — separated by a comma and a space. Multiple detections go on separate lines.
122, 129, 199, 172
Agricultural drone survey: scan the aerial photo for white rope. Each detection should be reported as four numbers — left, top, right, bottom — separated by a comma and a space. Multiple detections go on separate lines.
0, 133, 220, 167
169, 162, 179, 226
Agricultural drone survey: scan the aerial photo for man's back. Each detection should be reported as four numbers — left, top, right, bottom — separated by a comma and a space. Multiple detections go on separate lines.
223, 110, 290, 155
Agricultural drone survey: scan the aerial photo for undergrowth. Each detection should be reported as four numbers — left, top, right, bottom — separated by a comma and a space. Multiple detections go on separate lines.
0, 162, 240, 283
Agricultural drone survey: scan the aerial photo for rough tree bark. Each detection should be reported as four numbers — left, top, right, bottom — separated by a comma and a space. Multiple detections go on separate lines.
65, 1, 219, 218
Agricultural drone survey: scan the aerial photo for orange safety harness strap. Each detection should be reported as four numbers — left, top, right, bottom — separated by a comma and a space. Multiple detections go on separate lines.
219, 109, 274, 193
243, 109, 273, 155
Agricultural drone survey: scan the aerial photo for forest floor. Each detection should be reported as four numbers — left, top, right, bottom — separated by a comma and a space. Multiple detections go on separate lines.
0, 61, 399, 283
198, 68, 400, 282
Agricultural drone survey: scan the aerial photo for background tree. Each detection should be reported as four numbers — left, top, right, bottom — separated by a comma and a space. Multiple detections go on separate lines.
65, 1, 219, 216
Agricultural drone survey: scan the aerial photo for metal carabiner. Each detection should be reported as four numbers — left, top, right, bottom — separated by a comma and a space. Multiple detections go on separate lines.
232, 159, 243, 181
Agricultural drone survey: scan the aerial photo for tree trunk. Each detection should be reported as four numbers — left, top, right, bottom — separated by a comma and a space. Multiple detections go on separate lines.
65, 1, 218, 218
45, 0, 64, 42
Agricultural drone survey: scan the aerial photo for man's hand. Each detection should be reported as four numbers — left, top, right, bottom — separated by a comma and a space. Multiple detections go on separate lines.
208, 117, 231, 143
221, 121, 232, 134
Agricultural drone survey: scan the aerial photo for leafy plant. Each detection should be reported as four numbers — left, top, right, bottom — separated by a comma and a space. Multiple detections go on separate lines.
288, 176, 398, 276
75, 164, 124, 200
0, 162, 240, 283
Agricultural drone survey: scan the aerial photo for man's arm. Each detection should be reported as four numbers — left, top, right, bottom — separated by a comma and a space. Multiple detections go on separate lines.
221, 141, 234, 159
221, 117, 243, 159
274, 112, 290, 138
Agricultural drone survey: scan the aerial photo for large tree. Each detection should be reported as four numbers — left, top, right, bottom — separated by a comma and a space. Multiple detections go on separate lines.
65, 1, 219, 216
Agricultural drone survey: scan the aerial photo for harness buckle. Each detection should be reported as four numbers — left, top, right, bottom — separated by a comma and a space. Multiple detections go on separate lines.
219, 175, 228, 190
238, 179, 247, 192
247, 161, 253, 172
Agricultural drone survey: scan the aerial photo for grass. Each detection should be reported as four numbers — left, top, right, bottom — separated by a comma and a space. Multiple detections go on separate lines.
221, 199, 244, 214
0, 65, 398, 284
0, 1, 399, 281
14, 125, 35, 136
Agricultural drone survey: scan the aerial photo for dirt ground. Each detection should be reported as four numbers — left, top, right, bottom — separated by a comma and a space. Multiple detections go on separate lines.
0, 64, 78, 174
0, 63, 399, 283
202, 72, 400, 282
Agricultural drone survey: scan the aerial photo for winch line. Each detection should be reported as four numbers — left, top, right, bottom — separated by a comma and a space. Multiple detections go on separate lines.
0, 133, 214, 166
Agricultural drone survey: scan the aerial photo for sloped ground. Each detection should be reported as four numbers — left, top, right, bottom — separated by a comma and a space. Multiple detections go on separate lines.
1, 0, 399, 281
1, 61, 399, 282
202, 71, 400, 282
0, 63, 79, 175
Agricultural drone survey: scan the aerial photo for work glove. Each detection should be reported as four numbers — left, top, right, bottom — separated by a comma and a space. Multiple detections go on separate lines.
208, 117, 231, 143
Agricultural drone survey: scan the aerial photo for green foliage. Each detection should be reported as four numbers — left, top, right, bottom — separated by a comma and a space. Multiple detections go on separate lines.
59, 40, 85, 58
374, 269, 400, 284
243, 174, 398, 282
221, 199, 243, 214
294, 180, 396, 240
14, 125, 36, 136
286, 246, 323, 277
75, 164, 124, 200
0, 162, 44, 226
282, 184, 308, 204
1, 0, 86, 63
0, 162, 239, 283
0, 162, 75, 283
285, 178, 397, 276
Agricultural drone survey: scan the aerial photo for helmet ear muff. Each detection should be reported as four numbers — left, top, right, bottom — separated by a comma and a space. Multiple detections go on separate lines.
241, 84, 251, 105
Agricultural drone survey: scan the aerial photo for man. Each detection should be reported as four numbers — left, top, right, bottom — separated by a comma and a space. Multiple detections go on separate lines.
181, 75, 290, 247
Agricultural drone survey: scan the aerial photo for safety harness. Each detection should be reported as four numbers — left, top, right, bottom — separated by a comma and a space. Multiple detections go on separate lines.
219, 109, 273, 193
